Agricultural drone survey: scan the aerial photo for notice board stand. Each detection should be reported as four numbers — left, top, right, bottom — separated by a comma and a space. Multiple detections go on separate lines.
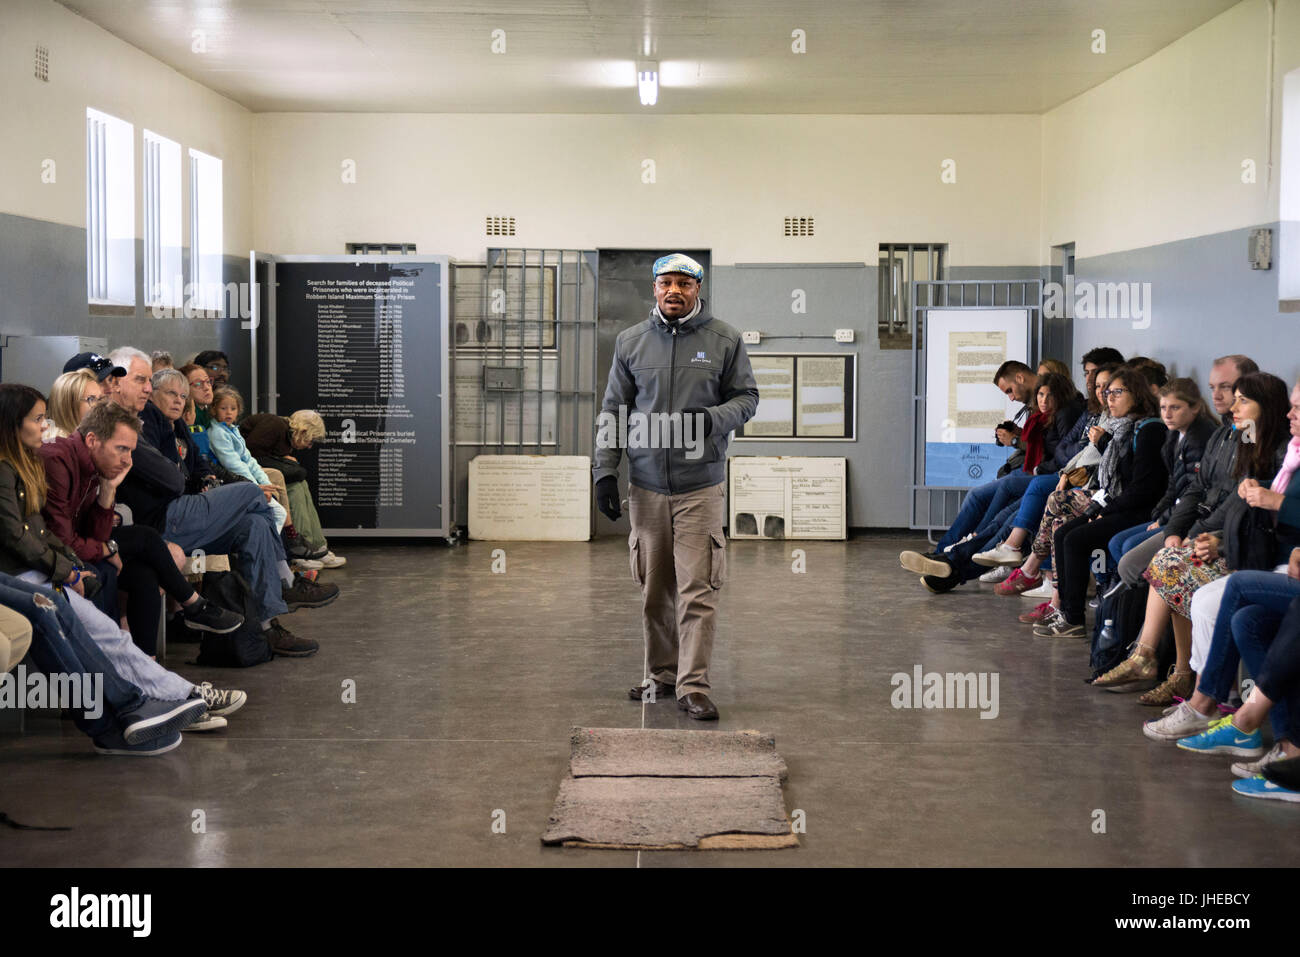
909, 280, 1042, 539
250, 253, 450, 538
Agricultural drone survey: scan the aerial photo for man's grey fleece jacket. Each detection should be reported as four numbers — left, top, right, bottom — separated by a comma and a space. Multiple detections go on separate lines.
593, 302, 759, 496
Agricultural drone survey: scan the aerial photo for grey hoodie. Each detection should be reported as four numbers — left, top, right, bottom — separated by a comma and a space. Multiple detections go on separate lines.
593, 300, 759, 495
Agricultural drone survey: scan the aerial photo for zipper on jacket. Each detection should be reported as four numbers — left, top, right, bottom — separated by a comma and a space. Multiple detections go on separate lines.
666, 324, 677, 495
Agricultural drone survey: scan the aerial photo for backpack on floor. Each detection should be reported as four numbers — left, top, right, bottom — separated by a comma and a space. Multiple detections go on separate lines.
191, 569, 274, 668
1090, 581, 1147, 677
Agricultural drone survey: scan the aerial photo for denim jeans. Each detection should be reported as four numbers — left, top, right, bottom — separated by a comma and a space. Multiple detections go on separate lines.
938, 471, 1035, 551
164, 482, 289, 621
1198, 571, 1300, 721
1012, 473, 1059, 533
0, 571, 145, 739
1108, 523, 1162, 567
17, 570, 195, 701
1254, 595, 1300, 743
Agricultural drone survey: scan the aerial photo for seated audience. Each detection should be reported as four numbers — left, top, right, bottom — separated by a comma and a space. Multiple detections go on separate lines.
109, 349, 337, 657
1093, 372, 1292, 693
39, 400, 245, 656
0, 383, 234, 731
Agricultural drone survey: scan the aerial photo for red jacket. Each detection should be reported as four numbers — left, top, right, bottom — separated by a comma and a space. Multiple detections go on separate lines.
1020, 411, 1048, 474
38, 432, 115, 564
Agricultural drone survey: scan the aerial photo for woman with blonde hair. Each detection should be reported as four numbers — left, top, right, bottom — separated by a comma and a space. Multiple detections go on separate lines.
45, 368, 102, 440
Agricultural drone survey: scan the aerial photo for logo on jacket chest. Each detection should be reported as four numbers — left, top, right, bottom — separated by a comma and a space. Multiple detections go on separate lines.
688, 351, 714, 368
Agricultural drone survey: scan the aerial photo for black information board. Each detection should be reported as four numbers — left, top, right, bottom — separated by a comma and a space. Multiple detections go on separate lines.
269, 257, 449, 536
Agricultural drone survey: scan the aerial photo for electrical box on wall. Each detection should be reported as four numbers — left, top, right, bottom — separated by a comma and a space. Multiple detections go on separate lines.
1248, 228, 1272, 270
742, 330, 761, 345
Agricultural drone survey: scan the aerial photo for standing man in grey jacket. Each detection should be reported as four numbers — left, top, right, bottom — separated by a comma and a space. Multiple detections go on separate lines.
593, 254, 758, 720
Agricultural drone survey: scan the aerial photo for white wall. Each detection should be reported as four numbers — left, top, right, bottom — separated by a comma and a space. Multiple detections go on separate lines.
251, 113, 1042, 266
1041, 0, 1298, 259
0, 0, 253, 255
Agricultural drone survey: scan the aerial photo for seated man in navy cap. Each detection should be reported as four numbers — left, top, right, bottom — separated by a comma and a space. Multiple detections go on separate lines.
63, 352, 126, 398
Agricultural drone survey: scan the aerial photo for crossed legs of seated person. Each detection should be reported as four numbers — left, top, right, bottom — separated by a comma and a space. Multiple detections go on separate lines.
0, 571, 209, 754
162, 482, 337, 656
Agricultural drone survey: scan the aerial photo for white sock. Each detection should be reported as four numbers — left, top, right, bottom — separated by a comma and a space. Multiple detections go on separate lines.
261, 618, 275, 631
277, 561, 294, 586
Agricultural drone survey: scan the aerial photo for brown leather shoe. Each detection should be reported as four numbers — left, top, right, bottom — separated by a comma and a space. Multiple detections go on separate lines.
627, 679, 674, 701
677, 692, 719, 720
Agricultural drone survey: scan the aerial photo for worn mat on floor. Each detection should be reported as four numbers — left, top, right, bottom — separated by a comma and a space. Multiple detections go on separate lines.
541, 727, 797, 850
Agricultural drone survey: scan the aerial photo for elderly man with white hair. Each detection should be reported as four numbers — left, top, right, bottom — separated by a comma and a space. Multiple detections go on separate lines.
109, 346, 337, 658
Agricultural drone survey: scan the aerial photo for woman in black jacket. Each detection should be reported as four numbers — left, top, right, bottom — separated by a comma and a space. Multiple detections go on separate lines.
1106, 378, 1218, 566
1033, 367, 1169, 637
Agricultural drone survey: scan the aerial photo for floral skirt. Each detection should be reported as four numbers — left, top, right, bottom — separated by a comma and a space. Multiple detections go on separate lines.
1143, 544, 1229, 614
1031, 487, 1093, 560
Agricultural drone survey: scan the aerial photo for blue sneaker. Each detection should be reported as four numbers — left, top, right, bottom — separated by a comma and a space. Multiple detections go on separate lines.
1231, 775, 1300, 803
120, 697, 207, 744
93, 730, 182, 757
1176, 716, 1265, 757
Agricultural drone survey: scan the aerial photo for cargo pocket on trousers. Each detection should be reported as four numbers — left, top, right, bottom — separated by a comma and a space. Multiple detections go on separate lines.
709, 530, 727, 589
629, 531, 645, 586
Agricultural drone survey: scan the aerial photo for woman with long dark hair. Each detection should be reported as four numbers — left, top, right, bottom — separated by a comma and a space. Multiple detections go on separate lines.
1031, 367, 1169, 638
1095, 372, 1292, 702
0, 383, 216, 716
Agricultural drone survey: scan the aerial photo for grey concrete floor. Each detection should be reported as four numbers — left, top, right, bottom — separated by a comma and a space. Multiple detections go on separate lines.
2, 533, 1296, 867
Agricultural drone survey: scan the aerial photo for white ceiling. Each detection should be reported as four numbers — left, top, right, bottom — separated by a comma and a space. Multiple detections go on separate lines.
55, 0, 1244, 114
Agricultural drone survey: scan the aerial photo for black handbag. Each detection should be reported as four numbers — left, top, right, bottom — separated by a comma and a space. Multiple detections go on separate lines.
1223, 495, 1278, 571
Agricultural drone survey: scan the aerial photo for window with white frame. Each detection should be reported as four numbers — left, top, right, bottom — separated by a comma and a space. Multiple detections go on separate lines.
143, 130, 182, 311
85, 108, 135, 305
188, 148, 223, 313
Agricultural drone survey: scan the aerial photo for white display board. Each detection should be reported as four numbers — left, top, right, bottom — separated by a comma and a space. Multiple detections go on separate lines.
468, 455, 590, 541
728, 456, 847, 540
923, 309, 1027, 487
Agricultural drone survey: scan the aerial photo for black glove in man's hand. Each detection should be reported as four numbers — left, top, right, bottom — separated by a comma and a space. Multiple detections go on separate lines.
683, 407, 713, 437
595, 475, 622, 521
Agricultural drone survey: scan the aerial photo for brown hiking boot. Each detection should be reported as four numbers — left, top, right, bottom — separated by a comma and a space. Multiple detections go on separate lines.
1092, 647, 1157, 692
282, 574, 340, 610
1138, 668, 1196, 707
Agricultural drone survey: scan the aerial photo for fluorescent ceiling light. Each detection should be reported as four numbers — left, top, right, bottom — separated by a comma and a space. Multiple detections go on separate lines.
637, 60, 658, 106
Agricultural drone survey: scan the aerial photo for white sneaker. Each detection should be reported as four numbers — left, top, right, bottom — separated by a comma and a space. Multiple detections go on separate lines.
318, 551, 346, 568
978, 565, 1012, 584
1142, 701, 1214, 742
972, 543, 1024, 567
291, 557, 324, 571
1231, 742, 1288, 778
187, 710, 228, 733
942, 532, 976, 554
1022, 578, 1055, 599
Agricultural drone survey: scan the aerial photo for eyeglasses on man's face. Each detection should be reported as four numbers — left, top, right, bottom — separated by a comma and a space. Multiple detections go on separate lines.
205, 362, 229, 373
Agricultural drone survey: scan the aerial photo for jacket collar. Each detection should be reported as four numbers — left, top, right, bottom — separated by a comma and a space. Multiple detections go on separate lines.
650, 298, 707, 333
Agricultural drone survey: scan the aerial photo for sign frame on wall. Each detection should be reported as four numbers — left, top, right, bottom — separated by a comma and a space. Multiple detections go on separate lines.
249, 252, 451, 538
733, 352, 856, 441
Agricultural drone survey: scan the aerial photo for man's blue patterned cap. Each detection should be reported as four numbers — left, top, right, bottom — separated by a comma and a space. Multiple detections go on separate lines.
652, 253, 703, 281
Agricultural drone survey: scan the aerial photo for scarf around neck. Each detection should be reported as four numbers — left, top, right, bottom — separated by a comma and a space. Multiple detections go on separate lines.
1097, 415, 1136, 495
1271, 437, 1300, 494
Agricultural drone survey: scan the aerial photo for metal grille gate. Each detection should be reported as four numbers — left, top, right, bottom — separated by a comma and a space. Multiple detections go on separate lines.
448, 248, 599, 538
